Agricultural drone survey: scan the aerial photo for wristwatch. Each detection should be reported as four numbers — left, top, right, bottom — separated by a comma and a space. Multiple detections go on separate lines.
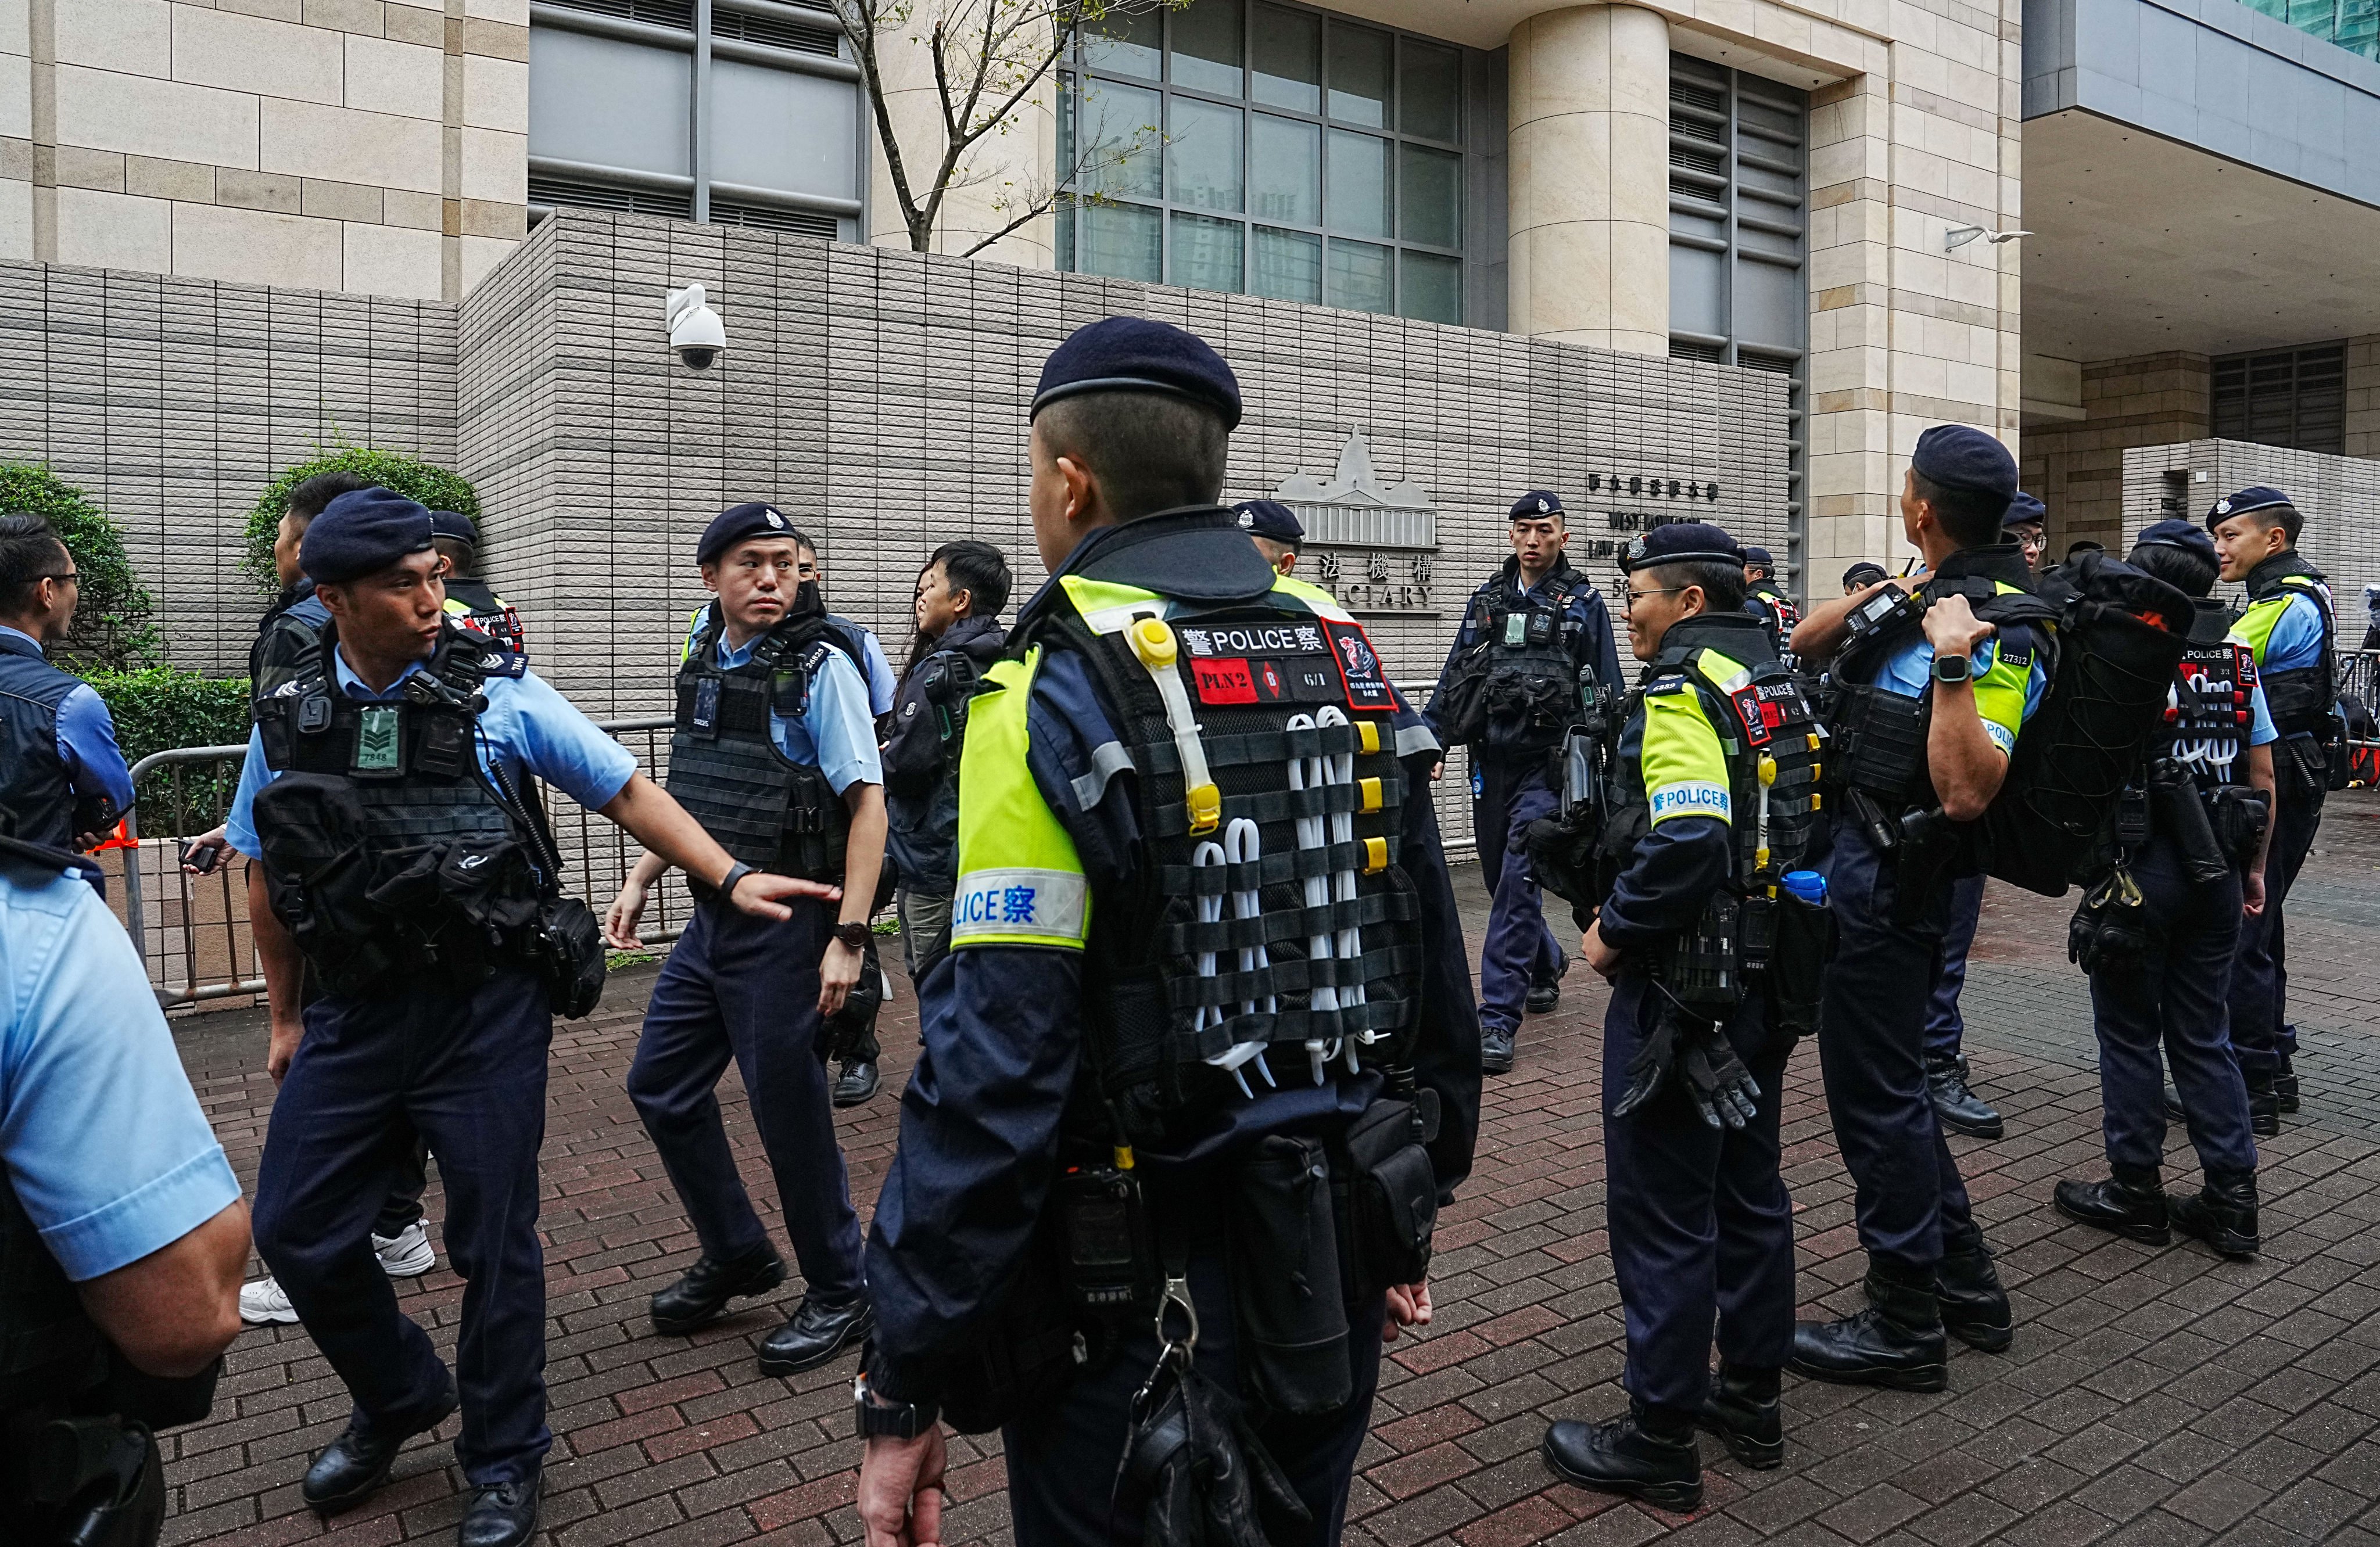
833, 921, 872, 951
718, 860, 756, 896
1930, 653, 1973, 684
854, 1371, 936, 1440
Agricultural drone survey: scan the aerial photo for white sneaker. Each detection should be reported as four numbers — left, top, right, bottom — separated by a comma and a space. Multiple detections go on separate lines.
374, 1221, 436, 1277
239, 1275, 299, 1325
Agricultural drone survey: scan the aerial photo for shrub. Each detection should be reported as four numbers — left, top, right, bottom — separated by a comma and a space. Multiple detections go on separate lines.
241, 447, 481, 598
85, 668, 253, 833
0, 463, 160, 672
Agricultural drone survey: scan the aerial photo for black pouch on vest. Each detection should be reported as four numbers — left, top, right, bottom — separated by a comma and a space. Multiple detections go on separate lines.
1227, 1135, 1352, 1416
532, 896, 607, 1019
2207, 785, 2270, 867
1335, 1097, 1436, 1297
252, 772, 389, 992
1766, 891, 1836, 1038
2281, 735, 2329, 800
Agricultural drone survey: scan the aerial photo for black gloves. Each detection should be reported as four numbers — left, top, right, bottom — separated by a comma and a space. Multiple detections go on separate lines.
1121, 1358, 1309, 1547
1610, 1010, 1680, 1122
2068, 865, 2148, 978
1611, 1002, 1761, 1130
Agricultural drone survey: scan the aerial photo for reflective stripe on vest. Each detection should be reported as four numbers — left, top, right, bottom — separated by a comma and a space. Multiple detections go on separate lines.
951, 647, 1093, 950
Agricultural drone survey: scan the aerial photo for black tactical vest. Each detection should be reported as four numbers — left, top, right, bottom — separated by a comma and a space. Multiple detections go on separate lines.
2167, 600, 2259, 791
443, 576, 526, 658
0, 633, 105, 850
669, 604, 860, 886
1747, 586, 1803, 660
0, 1155, 106, 1420
2242, 552, 2335, 737
1451, 562, 1598, 755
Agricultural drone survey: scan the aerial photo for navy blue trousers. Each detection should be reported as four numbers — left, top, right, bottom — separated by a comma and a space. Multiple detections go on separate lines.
2227, 769, 2324, 1078
1604, 972, 1795, 1409
1924, 874, 1985, 1061
1473, 756, 1561, 1035
2092, 835, 2258, 1179
628, 897, 864, 1302
1814, 823, 1981, 1270
252, 966, 554, 1486
1003, 1244, 1386, 1547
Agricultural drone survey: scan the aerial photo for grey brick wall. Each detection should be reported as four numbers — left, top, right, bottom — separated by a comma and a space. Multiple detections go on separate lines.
0, 260, 458, 675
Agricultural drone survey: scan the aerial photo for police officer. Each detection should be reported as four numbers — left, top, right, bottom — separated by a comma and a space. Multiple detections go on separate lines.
1784, 426, 2047, 1390
604, 501, 884, 1374
1541, 523, 1812, 1506
432, 511, 526, 656
854, 317, 1480, 1547
1740, 545, 1800, 658
1427, 490, 1624, 1073
227, 489, 826, 1545
1, 835, 248, 1547
0, 515, 134, 850
1920, 489, 2044, 1145
882, 539, 1010, 993
2056, 521, 2270, 1258
1235, 497, 1304, 575
2211, 486, 2333, 1124
1841, 561, 1888, 596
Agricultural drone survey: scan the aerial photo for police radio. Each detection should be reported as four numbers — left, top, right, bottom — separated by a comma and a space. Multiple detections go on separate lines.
1055, 1161, 1155, 1312
1841, 582, 1923, 647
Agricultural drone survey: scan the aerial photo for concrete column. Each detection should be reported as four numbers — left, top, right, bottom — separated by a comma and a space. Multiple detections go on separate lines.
1506, 3, 1669, 354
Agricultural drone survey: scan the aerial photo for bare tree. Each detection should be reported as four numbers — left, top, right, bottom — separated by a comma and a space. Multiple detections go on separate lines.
829, 0, 1178, 257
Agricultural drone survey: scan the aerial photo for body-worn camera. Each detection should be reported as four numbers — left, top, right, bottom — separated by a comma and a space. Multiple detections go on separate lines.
1055, 1164, 1154, 1312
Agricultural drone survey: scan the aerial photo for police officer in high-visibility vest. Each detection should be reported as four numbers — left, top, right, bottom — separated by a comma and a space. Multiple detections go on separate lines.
854, 317, 1481, 1547
1235, 497, 1304, 576
0, 515, 134, 852
1540, 522, 1816, 1506
1784, 426, 2048, 1390
227, 489, 827, 1546
1426, 491, 1624, 1075
2056, 520, 2271, 1258
432, 511, 526, 658
2210, 486, 2334, 1125
1739, 546, 1800, 660
604, 501, 884, 1377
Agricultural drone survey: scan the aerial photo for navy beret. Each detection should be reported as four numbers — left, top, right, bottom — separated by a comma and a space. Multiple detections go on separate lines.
1032, 317, 1242, 430
697, 502, 802, 566
1741, 545, 1774, 567
2206, 486, 2293, 530
1233, 498, 1303, 543
2003, 491, 2046, 529
1622, 521, 1744, 573
2134, 518, 2216, 566
1911, 425, 2017, 502
1843, 561, 1890, 588
429, 509, 480, 546
1510, 490, 1564, 520
302, 487, 435, 584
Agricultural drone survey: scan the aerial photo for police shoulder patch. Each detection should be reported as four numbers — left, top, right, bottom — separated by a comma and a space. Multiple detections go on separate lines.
476, 644, 528, 680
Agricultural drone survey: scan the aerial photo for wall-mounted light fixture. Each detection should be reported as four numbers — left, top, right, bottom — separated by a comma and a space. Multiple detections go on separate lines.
1945, 226, 2033, 252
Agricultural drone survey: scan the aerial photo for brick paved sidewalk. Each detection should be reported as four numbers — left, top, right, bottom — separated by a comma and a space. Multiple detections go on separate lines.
164, 791, 2380, 1547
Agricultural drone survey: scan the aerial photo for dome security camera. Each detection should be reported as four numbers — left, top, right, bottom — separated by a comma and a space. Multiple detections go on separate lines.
666, 284, 725, 370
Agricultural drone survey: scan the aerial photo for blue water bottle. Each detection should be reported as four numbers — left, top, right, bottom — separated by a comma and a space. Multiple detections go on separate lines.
1782, 869, 1826, 905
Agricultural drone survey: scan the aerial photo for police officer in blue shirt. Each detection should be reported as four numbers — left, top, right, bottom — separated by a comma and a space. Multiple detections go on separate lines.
604, 502, 885, 1378
1426, 491, 1625, 1074
225, 489, 829, 1546
2211, 486, 2334, 1124
1786, 427, 2048, 1390
1235, 497, 1304, 575
2056, 521, 2272, 1258
2, 836, 249, 1547
0, 515, 134, 852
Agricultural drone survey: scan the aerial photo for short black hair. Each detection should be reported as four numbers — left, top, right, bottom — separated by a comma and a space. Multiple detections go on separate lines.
1910, 469, 2010, 550
286, 471, 371, 526
2241, 503, 2304, 545
2066, 539, 2105, 559
1651, 557, 1746, 613
432, 534, 476, 577
1035, 390, 1228, 521
0, 513, 67, 616
932, 539, 1010, 618
2127, 540, 2217, 598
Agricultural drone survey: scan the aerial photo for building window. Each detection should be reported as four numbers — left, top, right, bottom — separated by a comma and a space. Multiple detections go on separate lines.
2236, 0, 2377, 62
2212, 343, 2347, 455
528, 0, 865, 238
1058, 0, 1466, 324
1668, 53, 1808, 595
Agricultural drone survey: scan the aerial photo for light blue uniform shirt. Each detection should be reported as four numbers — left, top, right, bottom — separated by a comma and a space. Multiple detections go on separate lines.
0, 624, 135, 821
2246, 681, 2278, 746
832, 615, 897, 717
687, 622, 883, 795
1875, 633, 2052, 757
224, 647, 639, 859
2, 855, 240, 1280
2260, 592, 2327, 673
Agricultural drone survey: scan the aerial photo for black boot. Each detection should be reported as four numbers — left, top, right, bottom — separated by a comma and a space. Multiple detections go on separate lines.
649, 1244, 786, 1335
2245, 1071, 2281, 1136
1526, 949, 1570, 1014
1480, 1026, 1516, 1075
2170, 1171, 2260, 1258
1695, 1365, 1782, 1469
1935, 1238, 2013, 1353
2163, 1089, 2186, 1122
2275, 1055, 2300, 1114
300, 1377, 458, 1514
2053, 1164, 2170, 1247
831, 1059, 881, 1107
1926, 1051, 2003, 1139
1542, 1399, 1702, 1510
757, 1294, 877, 1376
1788, 1262, 1947, 1391
459, 1467, 540, 1547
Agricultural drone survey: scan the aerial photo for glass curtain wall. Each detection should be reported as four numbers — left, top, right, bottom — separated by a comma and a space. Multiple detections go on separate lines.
1059, 0, 1466, 323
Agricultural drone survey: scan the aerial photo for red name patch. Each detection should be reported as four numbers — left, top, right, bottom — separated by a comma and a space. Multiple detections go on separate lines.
1193, 658, 1257, 704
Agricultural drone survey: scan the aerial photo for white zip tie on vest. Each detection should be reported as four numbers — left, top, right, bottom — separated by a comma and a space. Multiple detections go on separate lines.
1224, 819, 1277, 1091
1285, 713, 1340, 1084
1315, 706, 1368, 1069
1192, 838, 1268, 1099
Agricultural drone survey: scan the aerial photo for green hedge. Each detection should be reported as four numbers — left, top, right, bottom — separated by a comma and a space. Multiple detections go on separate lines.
242, 448, 481, 598
0, 464, 160, 672
86, 669, 252, 833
